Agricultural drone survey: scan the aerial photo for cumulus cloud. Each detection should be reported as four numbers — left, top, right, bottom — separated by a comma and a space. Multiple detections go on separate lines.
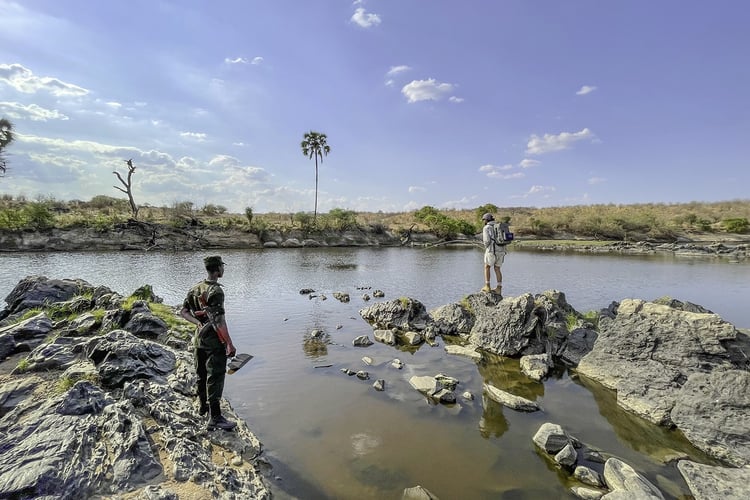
351, 7, 381, 28
526, 128, 594, 155
401, 79, 455, 103
0, 63, 89, 96
0, 101, 69, 121
576, 85, 597, 95
408, 186, 426, 193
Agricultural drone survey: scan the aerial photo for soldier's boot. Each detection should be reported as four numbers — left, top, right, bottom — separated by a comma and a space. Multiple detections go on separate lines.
207, 401, 236, 431
198, 400, 209, 417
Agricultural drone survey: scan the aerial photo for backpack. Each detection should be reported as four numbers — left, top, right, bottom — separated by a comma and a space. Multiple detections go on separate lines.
492, 221, 514, 245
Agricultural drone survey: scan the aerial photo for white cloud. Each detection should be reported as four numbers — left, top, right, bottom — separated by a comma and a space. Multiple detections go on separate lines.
518, 158, 540, 168
251, 56, 264, 65
0, 101, 69, 121
351, 7, 381, 28
529, 185, 556, 194
105, 101, 122, 109
576, 85, 597, 95
387, 65, 411, 76
588, 176, 606, 185
180, 131, 207, 141
479, 164, 521, 179
408, 186, 426, 193
448, 96, 464, 103
0, 63, 89, 96
526, 128, 594, 155
225, 57, 248, 64
401, 79, 455, 103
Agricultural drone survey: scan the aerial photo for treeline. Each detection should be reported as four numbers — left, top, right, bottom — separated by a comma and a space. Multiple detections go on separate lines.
0, 194, 748, 240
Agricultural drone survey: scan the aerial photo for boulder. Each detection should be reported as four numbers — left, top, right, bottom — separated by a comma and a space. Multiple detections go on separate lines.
677, 460, 750, 500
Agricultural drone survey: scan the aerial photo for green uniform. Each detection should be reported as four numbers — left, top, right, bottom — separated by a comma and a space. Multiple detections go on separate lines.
182, 280, 227, 407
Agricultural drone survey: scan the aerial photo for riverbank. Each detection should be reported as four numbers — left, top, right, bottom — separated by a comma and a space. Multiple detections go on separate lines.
1, 223, 749, 262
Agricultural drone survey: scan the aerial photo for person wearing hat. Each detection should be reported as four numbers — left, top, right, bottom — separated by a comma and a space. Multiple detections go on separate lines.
481, 213, 505, 295
180, 255, 237, 431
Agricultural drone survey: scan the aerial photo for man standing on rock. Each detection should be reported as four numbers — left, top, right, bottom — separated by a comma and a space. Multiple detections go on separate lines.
481, 213, 505, 295
180, 255, 237, 431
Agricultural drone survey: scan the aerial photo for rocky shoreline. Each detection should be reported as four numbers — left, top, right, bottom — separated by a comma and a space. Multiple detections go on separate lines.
1, 276, 749, 499
1, 223, 748, 262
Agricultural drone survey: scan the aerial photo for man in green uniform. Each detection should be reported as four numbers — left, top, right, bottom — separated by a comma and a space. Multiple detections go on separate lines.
180, 255, 237, 431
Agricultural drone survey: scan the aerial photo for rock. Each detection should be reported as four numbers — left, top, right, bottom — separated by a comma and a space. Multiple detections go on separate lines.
356, 370, 369, 380
555, 443, 578, 468
520, 353, 551, 381
533, 422, 571, 453
429, 303, 474, 336
574, 465, 603, 488
372, 290, 385, 298
462, 391, 474, 401
402, 484, 440, 499
374, 329, 397, 345
0, 376, 41, 416
571, 486, 605, 499
444, 344, 482, 360
603, 458, 664, 499
391, 358, 404, 369
558, 327, 598, 366
670, 370, 750, 467
0, 312, 53, 359
576, 298, 750, 464
409, 375, 456, 404
360, 298, 430, 331
677, 460, 750, 500
333, 292, 350, 303
484, 383, 540, 412
373, 379, 385, 391
361, 356, 373, 365
402, 331, 423, 346
352, 335, 373, 347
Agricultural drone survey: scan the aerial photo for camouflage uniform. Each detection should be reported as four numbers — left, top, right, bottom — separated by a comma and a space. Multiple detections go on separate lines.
182, 280, 227, 415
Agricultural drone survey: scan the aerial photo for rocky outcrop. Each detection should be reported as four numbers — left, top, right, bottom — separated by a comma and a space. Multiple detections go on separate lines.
0, 276, 272, 499
576, 298, 750, 466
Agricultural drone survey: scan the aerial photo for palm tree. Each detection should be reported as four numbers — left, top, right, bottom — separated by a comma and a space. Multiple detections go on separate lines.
300, 131, 331, 224
0, 118, 14, 177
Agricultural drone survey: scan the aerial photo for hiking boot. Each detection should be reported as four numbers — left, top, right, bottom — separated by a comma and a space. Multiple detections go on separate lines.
481, 285, 491, 293
207, 414, 237, 431
494, 286, 503, 295
198, 403, 209, 417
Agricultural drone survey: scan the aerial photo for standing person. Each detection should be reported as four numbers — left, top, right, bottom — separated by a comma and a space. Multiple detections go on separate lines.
481, 213, 506, 295
180, 255, 237, 431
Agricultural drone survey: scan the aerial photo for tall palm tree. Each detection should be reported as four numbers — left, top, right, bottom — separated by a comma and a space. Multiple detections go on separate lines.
0, 118, 14, 176
300, 130, 331, 224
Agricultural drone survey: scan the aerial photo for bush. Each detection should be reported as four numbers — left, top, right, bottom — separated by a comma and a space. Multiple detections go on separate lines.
325, 208, 357, 230
722, 218, 748, 233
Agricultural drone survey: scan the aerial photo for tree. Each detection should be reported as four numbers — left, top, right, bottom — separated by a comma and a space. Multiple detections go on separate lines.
113, 159, 139, 219
0, 118, 15, 177
300, 131, 330, 224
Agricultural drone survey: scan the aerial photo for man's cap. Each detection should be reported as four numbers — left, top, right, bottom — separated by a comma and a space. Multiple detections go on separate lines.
482, 213, 494, 221
203, 255, 226, 267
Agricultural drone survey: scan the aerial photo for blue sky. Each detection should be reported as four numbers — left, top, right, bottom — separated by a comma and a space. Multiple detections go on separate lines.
1, 0, 748, 214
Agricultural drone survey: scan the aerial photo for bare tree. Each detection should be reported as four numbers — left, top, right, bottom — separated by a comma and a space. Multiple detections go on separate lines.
113, 159, 139, 219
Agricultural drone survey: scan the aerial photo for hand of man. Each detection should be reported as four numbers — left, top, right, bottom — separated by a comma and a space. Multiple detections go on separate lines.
226, 341, 237, 358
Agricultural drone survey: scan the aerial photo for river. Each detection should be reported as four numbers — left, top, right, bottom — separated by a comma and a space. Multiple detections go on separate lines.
1, 247, 748, 498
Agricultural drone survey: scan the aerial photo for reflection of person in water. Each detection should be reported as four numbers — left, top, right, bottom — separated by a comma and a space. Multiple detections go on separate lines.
479, 394, 510, 439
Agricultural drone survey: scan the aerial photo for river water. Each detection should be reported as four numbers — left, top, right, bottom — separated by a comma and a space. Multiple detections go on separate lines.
1, 247, 748, 498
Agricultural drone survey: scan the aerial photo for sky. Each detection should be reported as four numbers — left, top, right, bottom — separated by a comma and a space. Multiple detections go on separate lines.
1, 0, 749, 215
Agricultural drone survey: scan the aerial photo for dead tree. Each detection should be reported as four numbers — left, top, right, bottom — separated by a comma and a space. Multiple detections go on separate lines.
113, 159, 139, 219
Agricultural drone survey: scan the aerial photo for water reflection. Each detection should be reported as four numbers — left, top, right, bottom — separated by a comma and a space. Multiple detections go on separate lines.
574, 373, 721, 465
477, 353, 545, 401
479, 394, 509, 438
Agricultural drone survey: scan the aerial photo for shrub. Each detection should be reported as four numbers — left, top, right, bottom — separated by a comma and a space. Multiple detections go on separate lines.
722, 218, 748, 233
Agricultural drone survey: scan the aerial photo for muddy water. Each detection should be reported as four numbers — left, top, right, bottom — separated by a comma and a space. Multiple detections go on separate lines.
1, 247, 747, 498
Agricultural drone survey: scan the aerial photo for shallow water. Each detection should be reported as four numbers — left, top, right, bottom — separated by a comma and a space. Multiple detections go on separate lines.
1, 247, 747, 498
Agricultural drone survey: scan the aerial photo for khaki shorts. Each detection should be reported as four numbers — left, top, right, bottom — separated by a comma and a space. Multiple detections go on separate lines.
484, 249, 506, 267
